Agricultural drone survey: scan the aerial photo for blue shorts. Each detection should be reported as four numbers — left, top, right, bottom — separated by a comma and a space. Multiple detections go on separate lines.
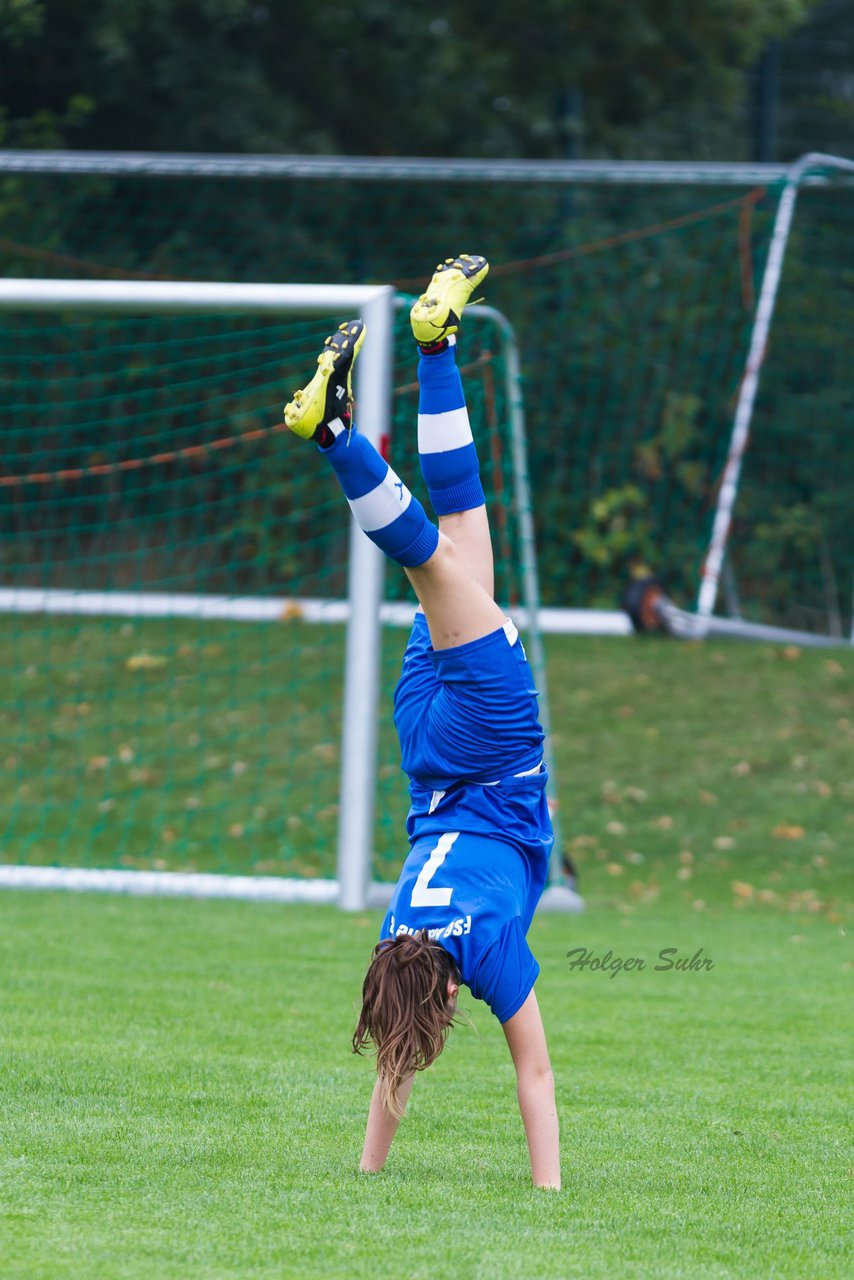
393, 612, 546, 791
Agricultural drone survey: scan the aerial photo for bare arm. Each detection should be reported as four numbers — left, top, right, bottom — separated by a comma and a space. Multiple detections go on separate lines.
502, 989, 561, 1189
359, 1074, 415, 1172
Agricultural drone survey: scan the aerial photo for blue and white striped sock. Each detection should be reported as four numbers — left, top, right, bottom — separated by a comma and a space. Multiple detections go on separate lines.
321, 421, 439, 568
417, 337, 485, 516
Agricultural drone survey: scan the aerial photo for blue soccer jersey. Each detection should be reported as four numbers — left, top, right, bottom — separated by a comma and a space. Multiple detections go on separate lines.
380, 613, 554, 1023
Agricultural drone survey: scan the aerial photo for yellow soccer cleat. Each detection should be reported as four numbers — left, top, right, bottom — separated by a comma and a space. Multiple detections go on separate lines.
410, 253, 489, 345
284, 320, 366, 438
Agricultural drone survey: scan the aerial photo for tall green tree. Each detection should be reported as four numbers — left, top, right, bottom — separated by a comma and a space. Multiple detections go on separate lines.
0, 0, 820, 157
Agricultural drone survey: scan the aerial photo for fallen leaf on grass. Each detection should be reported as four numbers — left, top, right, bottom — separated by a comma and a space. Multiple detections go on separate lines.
605, 862, 624, 877
255, 860, 290, 875
126, 652, 167, 672
773, 823, 806, 840
731, 880, 755, 902
786, 889, 822, 913
628, 880, 659, 903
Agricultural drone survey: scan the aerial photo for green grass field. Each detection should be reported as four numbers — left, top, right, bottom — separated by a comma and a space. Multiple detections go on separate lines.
1, 894, 849, 1279
1, 624, 851, 1277
1, 617, 852, 908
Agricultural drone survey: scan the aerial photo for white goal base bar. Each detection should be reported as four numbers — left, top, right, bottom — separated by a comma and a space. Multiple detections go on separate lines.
0, 863, 584, 912
0, 586, 630, 636
0, 864, 339, 903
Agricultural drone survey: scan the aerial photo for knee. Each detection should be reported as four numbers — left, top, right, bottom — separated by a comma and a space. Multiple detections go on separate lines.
409, 530, 459, 576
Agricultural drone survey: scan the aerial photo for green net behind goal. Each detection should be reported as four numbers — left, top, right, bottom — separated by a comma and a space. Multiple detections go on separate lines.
0, 304, 523, 879
2, 164, 850, 633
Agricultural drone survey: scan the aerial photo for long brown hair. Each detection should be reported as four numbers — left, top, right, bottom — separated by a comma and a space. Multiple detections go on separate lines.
353, 931, 460, 1118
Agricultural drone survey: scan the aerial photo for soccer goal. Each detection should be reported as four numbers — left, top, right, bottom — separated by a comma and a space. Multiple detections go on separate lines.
631, 151, 854, 648
0, 276, 574, 911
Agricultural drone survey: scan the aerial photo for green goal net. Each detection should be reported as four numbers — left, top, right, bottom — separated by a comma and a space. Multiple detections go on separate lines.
0, 295, 529, 883
2, 154, 850, 634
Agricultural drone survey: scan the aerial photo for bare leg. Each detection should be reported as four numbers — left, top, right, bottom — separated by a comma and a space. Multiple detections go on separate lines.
406, 532, 505, 650
412, 256, 495, 604
436, 505, 495, 600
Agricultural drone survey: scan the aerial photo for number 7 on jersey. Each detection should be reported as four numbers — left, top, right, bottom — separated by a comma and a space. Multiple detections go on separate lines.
410, 831, 460, 907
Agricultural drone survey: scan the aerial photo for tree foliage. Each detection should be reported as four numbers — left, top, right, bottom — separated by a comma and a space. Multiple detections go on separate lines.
0, 0, 822, 157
